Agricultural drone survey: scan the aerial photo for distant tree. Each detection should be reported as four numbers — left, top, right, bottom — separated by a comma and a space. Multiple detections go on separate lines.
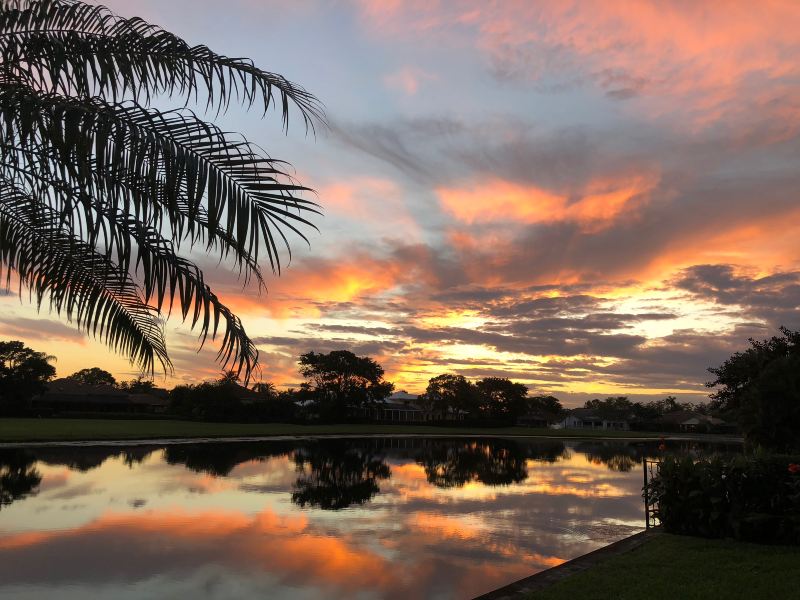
707, 327, 800, 451
298, 351, 394, 420
218, 370, 241, 386
584, 396, 634, 419
118, 377, 156, 393
248, 382, 296, 421
418, 374, 478, 419
252, 382, 278, 398
169, 379, 243, 422
0, 340, 56, 412
475, 377, 528, 421
525, 395, 565, 416
631, 396, 704, 422
68, 367, 116, 387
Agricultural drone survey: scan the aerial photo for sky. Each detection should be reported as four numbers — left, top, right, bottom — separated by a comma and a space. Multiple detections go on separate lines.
1, 0, 799, 406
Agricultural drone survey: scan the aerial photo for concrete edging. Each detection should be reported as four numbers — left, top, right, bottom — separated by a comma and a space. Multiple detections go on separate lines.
473, 529, 660, 600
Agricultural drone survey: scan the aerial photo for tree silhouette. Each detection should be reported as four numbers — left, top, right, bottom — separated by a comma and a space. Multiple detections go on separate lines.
67, 367, 117, 386
298, 351, 394, 419
0, 1, 323, 378
0, 340, 55, 411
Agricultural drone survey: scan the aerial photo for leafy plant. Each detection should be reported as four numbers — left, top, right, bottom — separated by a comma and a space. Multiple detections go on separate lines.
648, 454, 800, 544
0, 0, 323, 379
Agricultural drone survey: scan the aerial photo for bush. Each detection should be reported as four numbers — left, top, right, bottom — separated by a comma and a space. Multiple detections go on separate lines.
648, 454, 800, 544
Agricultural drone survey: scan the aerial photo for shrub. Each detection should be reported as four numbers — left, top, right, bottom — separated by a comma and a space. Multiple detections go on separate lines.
648, 454, 800, 544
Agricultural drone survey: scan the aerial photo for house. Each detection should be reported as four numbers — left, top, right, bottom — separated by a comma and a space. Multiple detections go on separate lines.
365, 392, 429, 423
657, 410, 731, 433
557, 408, 632, 431
373, 400, 427, 422
517, 410, 562, 428
32, 379, 169, 415
350, 392, 469, 423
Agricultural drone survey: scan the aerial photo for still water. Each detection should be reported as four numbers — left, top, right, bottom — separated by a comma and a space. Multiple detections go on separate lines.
0, 437, 733, 599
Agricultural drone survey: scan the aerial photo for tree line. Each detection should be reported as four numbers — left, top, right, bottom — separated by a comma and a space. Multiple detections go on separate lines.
2, 328, 799, 449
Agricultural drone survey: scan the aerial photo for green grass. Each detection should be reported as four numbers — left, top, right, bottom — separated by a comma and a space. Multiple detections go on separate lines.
530, 533, 800, 600
0, 418, 664, 443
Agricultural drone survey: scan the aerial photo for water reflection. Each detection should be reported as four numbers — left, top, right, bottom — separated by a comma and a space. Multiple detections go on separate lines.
164, 441, 294, 477
0, 437, 738, 599
292, 440, 391, 509
0, 449, 41, 509
417, 439, 532, 488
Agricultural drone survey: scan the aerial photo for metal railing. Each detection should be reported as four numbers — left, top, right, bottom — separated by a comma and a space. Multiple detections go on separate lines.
642, 459, 662, 529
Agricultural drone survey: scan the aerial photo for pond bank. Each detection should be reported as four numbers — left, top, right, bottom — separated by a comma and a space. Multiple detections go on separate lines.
0, 418, 743, 445
477, 532, 800, 600
474, 530, 655, 599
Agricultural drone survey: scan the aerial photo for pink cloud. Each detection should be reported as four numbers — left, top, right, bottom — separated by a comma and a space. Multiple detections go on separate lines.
357, 1, 800, 130
383, 66, 437, 95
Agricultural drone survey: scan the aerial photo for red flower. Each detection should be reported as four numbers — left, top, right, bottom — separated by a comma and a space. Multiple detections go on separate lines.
789, 463, 800, 474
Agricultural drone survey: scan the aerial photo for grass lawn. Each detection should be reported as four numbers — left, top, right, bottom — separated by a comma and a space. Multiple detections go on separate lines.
530, 533, 800, 600
0, 418, 665, 443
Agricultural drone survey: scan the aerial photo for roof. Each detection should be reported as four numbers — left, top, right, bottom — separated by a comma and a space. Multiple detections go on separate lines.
380, 401, 423, 411
389, 391, 418, 401
39, 379, 169, 407
44, 378, 127, 398
520, 410, 561, 421
659, 410, 726, 426
567, 408, 632, 422
128, 393, 170, 406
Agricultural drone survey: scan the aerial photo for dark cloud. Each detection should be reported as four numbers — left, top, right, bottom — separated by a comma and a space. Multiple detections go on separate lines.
252, 335, 406, 358
0, 316, 86, 343
673, 265, 800, 329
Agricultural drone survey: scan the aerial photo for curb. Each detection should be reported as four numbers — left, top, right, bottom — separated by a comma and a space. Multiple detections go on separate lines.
473, 529, 660, 600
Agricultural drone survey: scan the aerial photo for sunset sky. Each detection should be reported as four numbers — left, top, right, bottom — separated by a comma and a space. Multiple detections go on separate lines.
1, 0, 799, 405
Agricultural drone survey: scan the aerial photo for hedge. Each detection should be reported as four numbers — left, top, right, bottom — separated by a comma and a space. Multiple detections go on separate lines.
647, 454, 800, 544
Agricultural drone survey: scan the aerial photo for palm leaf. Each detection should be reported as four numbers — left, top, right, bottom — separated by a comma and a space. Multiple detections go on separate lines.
0, 0, 324, 378
0, 180, 170, 373
0, 0, 324, 126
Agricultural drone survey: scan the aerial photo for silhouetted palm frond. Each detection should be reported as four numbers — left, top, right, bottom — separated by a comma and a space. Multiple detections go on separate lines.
0, 0, 323, 379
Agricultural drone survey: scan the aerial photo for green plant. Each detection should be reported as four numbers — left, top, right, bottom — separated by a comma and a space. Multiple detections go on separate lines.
648, 455, 800, 544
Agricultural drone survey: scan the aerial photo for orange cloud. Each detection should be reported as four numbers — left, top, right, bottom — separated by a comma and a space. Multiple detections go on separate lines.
0, 508, 394, 591
219, 254, 406, 319
437, 174, 658, 232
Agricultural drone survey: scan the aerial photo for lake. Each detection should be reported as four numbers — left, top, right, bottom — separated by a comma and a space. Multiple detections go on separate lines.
0, 436, 736, 599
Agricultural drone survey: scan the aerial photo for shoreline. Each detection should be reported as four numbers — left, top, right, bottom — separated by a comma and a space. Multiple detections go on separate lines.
474, 530, 657, 600
0, 417, 743, 446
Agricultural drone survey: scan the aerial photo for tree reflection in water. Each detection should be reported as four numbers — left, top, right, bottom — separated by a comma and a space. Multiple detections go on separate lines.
291, 440, 391, 510
417, 440, 533, 488
164, 442, 294, 477
31, 446, 158, 472
0, 449, 41, 509
574, 442, 645, 472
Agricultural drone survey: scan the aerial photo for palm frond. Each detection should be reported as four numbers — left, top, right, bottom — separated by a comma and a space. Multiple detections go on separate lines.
0, 85, 319, 274
5, 165, 259, 374
0, 179, 170, 373
0, 0, 325, 127
0, 0, 324, 379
